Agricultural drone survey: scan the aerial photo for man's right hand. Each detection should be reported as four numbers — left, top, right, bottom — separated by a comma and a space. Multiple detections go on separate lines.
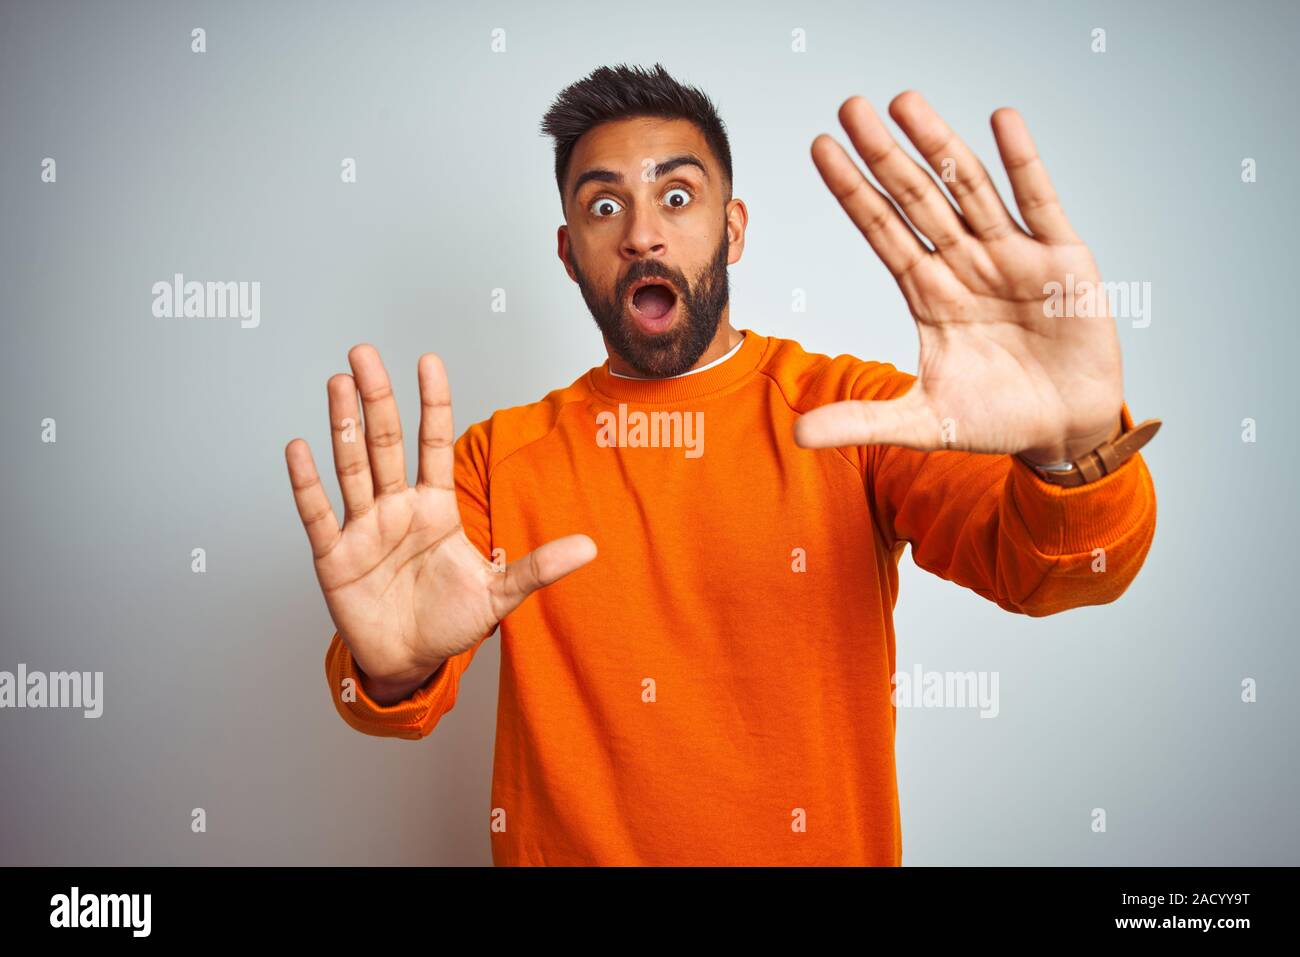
285, 344, 597, 702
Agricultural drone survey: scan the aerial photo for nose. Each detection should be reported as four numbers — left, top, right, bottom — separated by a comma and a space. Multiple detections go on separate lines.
620, 201, 668, 260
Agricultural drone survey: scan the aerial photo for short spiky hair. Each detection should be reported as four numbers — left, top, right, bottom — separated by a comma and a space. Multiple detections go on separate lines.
539, 63, 733, 215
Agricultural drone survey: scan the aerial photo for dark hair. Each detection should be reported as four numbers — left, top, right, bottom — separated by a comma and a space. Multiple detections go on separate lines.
539, 63, 733, 215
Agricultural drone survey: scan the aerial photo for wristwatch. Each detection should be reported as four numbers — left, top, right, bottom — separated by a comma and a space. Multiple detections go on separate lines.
1015, 418, 1162, 487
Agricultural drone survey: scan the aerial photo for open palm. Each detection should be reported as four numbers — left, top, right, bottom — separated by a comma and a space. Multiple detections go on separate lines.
285, 346, 595, 690
794, 92, 1124, 465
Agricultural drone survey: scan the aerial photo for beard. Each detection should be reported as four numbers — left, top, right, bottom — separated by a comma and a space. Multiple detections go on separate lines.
570, 222, 731, 378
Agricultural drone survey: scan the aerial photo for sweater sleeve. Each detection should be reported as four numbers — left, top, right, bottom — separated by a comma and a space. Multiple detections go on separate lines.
859, 365, 1157, 617
323, 418, 496, 739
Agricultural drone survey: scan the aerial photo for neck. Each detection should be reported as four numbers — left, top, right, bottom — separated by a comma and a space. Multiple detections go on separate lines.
606, 307, 742, 379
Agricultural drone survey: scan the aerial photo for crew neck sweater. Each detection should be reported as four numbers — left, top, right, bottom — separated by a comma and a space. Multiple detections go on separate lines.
324, 329, 1157, 865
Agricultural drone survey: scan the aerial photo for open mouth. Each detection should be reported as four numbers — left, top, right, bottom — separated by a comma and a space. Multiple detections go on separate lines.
627, 280, 679, 334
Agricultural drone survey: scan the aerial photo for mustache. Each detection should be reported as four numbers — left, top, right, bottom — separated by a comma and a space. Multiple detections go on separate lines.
619, 263, 685, 299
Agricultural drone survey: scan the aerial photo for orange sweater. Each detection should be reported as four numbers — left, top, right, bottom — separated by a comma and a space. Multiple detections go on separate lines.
324, 329, 1157, 865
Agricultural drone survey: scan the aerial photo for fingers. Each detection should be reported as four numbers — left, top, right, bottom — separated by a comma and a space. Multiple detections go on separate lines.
792, 388, 941, 451
887, 91, 1021, 242
836, 96, 969, 252
415, 353, 455, 492
811, 132, 928, 280
990, 107, 1080, 244
490, 534, 598, 622
328, 373, 374, 520
348, 344, 408, 498
284, 439, 342, 559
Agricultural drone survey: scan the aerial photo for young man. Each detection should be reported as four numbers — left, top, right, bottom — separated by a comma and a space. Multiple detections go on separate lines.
284, 63, 1159, 865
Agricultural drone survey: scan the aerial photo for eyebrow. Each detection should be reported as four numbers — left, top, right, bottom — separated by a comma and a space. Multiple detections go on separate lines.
570, 154, 709, 205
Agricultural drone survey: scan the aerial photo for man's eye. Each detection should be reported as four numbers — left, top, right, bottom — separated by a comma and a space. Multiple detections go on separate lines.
663, 187, 693, 208
590, 197, 623, 217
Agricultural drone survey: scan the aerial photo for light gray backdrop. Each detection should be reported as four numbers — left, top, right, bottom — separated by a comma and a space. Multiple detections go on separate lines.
1, 0, 1296, 865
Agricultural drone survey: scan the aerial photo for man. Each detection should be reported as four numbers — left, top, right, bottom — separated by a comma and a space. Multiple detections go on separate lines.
284, 63, 1159, 865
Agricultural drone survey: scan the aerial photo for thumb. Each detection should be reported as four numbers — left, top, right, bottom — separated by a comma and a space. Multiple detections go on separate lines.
793, 386, 941, 451
490, 533, 597, 621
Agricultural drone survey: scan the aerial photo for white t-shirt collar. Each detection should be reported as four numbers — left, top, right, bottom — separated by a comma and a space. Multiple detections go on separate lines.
609, 332, 747, 380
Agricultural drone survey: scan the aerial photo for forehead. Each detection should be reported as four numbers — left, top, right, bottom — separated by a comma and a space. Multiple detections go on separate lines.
567, 116, 714, 187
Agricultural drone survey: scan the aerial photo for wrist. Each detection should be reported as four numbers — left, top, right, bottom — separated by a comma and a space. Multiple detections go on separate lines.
360, 660, 445, 706
1018, 414, 1125, 468
1015, 412, 1162, 488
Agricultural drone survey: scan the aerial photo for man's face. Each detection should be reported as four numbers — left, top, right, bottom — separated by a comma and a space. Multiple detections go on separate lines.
560, 116, 739, 377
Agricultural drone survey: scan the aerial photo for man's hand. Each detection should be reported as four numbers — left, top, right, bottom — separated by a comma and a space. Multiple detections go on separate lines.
285, 345, 596, 693
794, 92, 1124, 465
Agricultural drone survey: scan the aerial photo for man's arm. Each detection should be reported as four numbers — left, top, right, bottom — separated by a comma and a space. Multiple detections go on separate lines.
322, 417, 496, 739
863, 365, 1156, 616
793, 91, 1161, 610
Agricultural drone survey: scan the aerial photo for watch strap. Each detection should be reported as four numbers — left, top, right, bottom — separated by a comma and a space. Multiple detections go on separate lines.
1017, 418, 1162, 487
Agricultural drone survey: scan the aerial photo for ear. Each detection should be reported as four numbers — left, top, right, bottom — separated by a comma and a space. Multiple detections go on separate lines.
725, 198, 748, 266
556, 225, 578, 283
